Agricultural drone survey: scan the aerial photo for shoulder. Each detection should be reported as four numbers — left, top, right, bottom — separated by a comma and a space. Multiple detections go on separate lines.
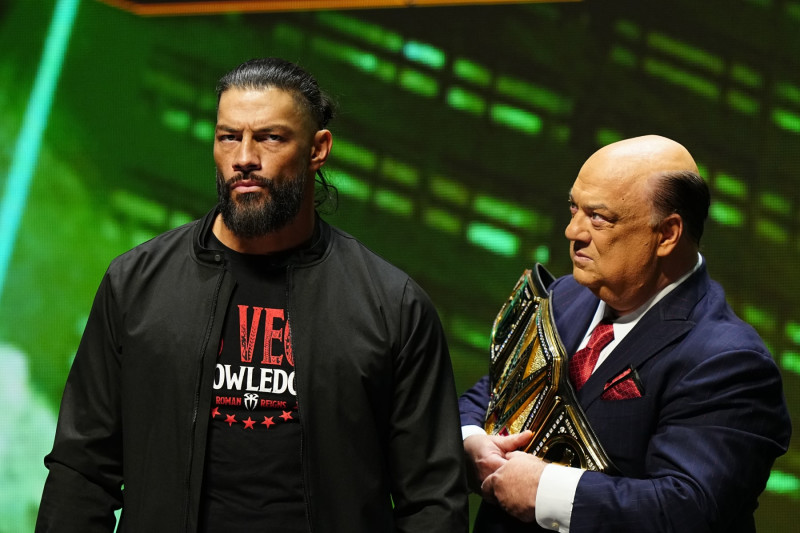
106, 219, 202, 280
549, 274, 594, 309
325, 222, 413, 285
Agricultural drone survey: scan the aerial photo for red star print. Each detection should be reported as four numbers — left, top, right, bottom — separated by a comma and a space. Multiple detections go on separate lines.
225, 414, 237, 427
242, 417, 256, 429
211, 407, 220, 418
280, 410, 293, 421
261, 416, 275, 428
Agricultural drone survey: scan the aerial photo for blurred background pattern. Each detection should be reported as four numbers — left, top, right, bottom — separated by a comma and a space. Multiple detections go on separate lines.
0, 0, 798, 530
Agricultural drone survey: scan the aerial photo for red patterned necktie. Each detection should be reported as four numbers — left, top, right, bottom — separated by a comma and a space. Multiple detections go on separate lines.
569, 320, 615, 391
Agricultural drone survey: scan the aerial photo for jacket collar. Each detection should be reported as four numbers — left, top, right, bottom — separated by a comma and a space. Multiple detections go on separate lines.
191, 206, 331, 266
554, 264, 710, 407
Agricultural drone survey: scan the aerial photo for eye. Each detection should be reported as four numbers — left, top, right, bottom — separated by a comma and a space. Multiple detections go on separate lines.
568, 201, 578, 215
217, 134, 237, 142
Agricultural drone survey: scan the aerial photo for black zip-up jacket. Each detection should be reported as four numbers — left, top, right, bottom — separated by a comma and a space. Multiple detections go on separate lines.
37, 208, 468, 532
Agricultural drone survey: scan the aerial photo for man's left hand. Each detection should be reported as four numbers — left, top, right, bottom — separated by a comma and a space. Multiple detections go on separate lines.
481, 451, 547, 523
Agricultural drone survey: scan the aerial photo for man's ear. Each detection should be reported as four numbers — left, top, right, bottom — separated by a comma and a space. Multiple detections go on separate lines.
656, 213, 683, 257
310, 129, 332, 171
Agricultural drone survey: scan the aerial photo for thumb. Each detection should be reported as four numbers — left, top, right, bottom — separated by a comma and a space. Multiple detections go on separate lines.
497, 430, 533, 452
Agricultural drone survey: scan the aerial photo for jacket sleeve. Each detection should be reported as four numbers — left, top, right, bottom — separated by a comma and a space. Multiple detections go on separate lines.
36, 272, 124, 532
387, 278, 469, 533
569, 344, 791, 533
458, 375, 490, 428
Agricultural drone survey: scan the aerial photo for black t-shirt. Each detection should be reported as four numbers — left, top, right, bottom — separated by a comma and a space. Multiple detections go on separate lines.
199, 233, 306, 532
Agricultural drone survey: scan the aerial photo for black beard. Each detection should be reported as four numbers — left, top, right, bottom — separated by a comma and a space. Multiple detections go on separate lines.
216, 169, 307, 238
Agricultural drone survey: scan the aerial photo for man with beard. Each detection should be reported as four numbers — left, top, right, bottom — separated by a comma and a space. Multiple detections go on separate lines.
37, 58, 468, 533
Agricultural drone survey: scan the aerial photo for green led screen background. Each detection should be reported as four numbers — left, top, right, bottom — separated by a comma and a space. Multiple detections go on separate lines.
1, 0, 799, 530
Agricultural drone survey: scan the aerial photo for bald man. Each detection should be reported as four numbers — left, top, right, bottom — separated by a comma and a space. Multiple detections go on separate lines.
459, 135, 791, 533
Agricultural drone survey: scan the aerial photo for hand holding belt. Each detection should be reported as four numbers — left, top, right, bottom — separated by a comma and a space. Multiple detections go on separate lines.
484, 266, 617, 473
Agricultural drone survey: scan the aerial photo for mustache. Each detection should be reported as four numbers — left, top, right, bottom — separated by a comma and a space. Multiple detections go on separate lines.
227, 174, 273, 188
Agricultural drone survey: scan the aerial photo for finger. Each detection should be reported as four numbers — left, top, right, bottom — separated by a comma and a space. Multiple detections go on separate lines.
497, 430, 534, 452
480, 474, 499, 504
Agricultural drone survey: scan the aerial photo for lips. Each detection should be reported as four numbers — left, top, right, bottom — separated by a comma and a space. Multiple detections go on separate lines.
230, 177, 270, 194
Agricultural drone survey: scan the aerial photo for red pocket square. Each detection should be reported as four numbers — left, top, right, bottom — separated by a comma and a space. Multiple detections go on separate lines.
601, 367, 644, 401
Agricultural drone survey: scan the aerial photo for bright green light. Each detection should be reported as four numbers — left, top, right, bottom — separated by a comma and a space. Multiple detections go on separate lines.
490, 104, 542, 135
709, 202, 744, 227
374, 189, 413, 216
335, 138, 377, 171
496, 76, 572, 115
424, 207, 461, 235
473, 195, 537, 230
403, 41, 446, 70
781, 351, 800, 376
311, 36, 396, 83
727, 90, 759, 115
772, 108, 800, 133
467, 222, 519, 257
644, 58, 719, 100
453, 58, 491, 86
765, 470, 800, 498
785, 322, 800, 344
399, 68, 439, 98
381, 158, 419, 188
731, 63, 762, 88
531, 245, 550, 265
333, 171, 370, 201
742, 304, 776, 333
715, 173, 748, 199
162, 108, 190, 132
430, 176, 469, 206
0, 0, 81, 302
447, 87, 486, 115
192, 120, 214, 142
647, 32, 724, 74
315, 12, 403, 52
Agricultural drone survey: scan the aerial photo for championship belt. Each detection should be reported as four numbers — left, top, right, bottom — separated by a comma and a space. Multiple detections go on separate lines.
484, 264, 617, 473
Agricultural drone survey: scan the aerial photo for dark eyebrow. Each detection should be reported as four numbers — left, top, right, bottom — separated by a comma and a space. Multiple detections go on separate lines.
214, 124, 295, 135
568, 191, 610, 212
215, 124, 239, 133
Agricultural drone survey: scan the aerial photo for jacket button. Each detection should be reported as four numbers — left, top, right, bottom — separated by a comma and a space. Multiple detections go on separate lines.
214, 253, 222, 262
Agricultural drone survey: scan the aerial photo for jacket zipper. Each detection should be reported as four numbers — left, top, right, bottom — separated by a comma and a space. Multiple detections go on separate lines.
285, 264, 314, 533
183, 264, 226, 532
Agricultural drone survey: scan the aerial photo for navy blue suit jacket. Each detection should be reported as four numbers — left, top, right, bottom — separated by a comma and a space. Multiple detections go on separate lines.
460, 264, 791, 532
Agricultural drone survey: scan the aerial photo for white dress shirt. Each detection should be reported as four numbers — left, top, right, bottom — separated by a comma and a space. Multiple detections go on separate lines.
464, 255, 703, 532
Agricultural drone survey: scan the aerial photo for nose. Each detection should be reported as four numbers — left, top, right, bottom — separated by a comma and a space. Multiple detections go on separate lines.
564, 212, 587, 242
233, 139, 260, 173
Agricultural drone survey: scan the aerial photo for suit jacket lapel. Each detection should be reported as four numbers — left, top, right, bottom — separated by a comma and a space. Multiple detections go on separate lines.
555, 266, 709, 409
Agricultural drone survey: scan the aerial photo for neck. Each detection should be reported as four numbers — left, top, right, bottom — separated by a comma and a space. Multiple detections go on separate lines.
212, 203, 316, 255
608, 246, 698, 317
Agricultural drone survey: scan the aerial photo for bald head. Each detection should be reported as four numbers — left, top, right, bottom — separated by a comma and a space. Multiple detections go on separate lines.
583, 135, 699, 184
580, 135, 708, 246
565, 135, 709, 313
